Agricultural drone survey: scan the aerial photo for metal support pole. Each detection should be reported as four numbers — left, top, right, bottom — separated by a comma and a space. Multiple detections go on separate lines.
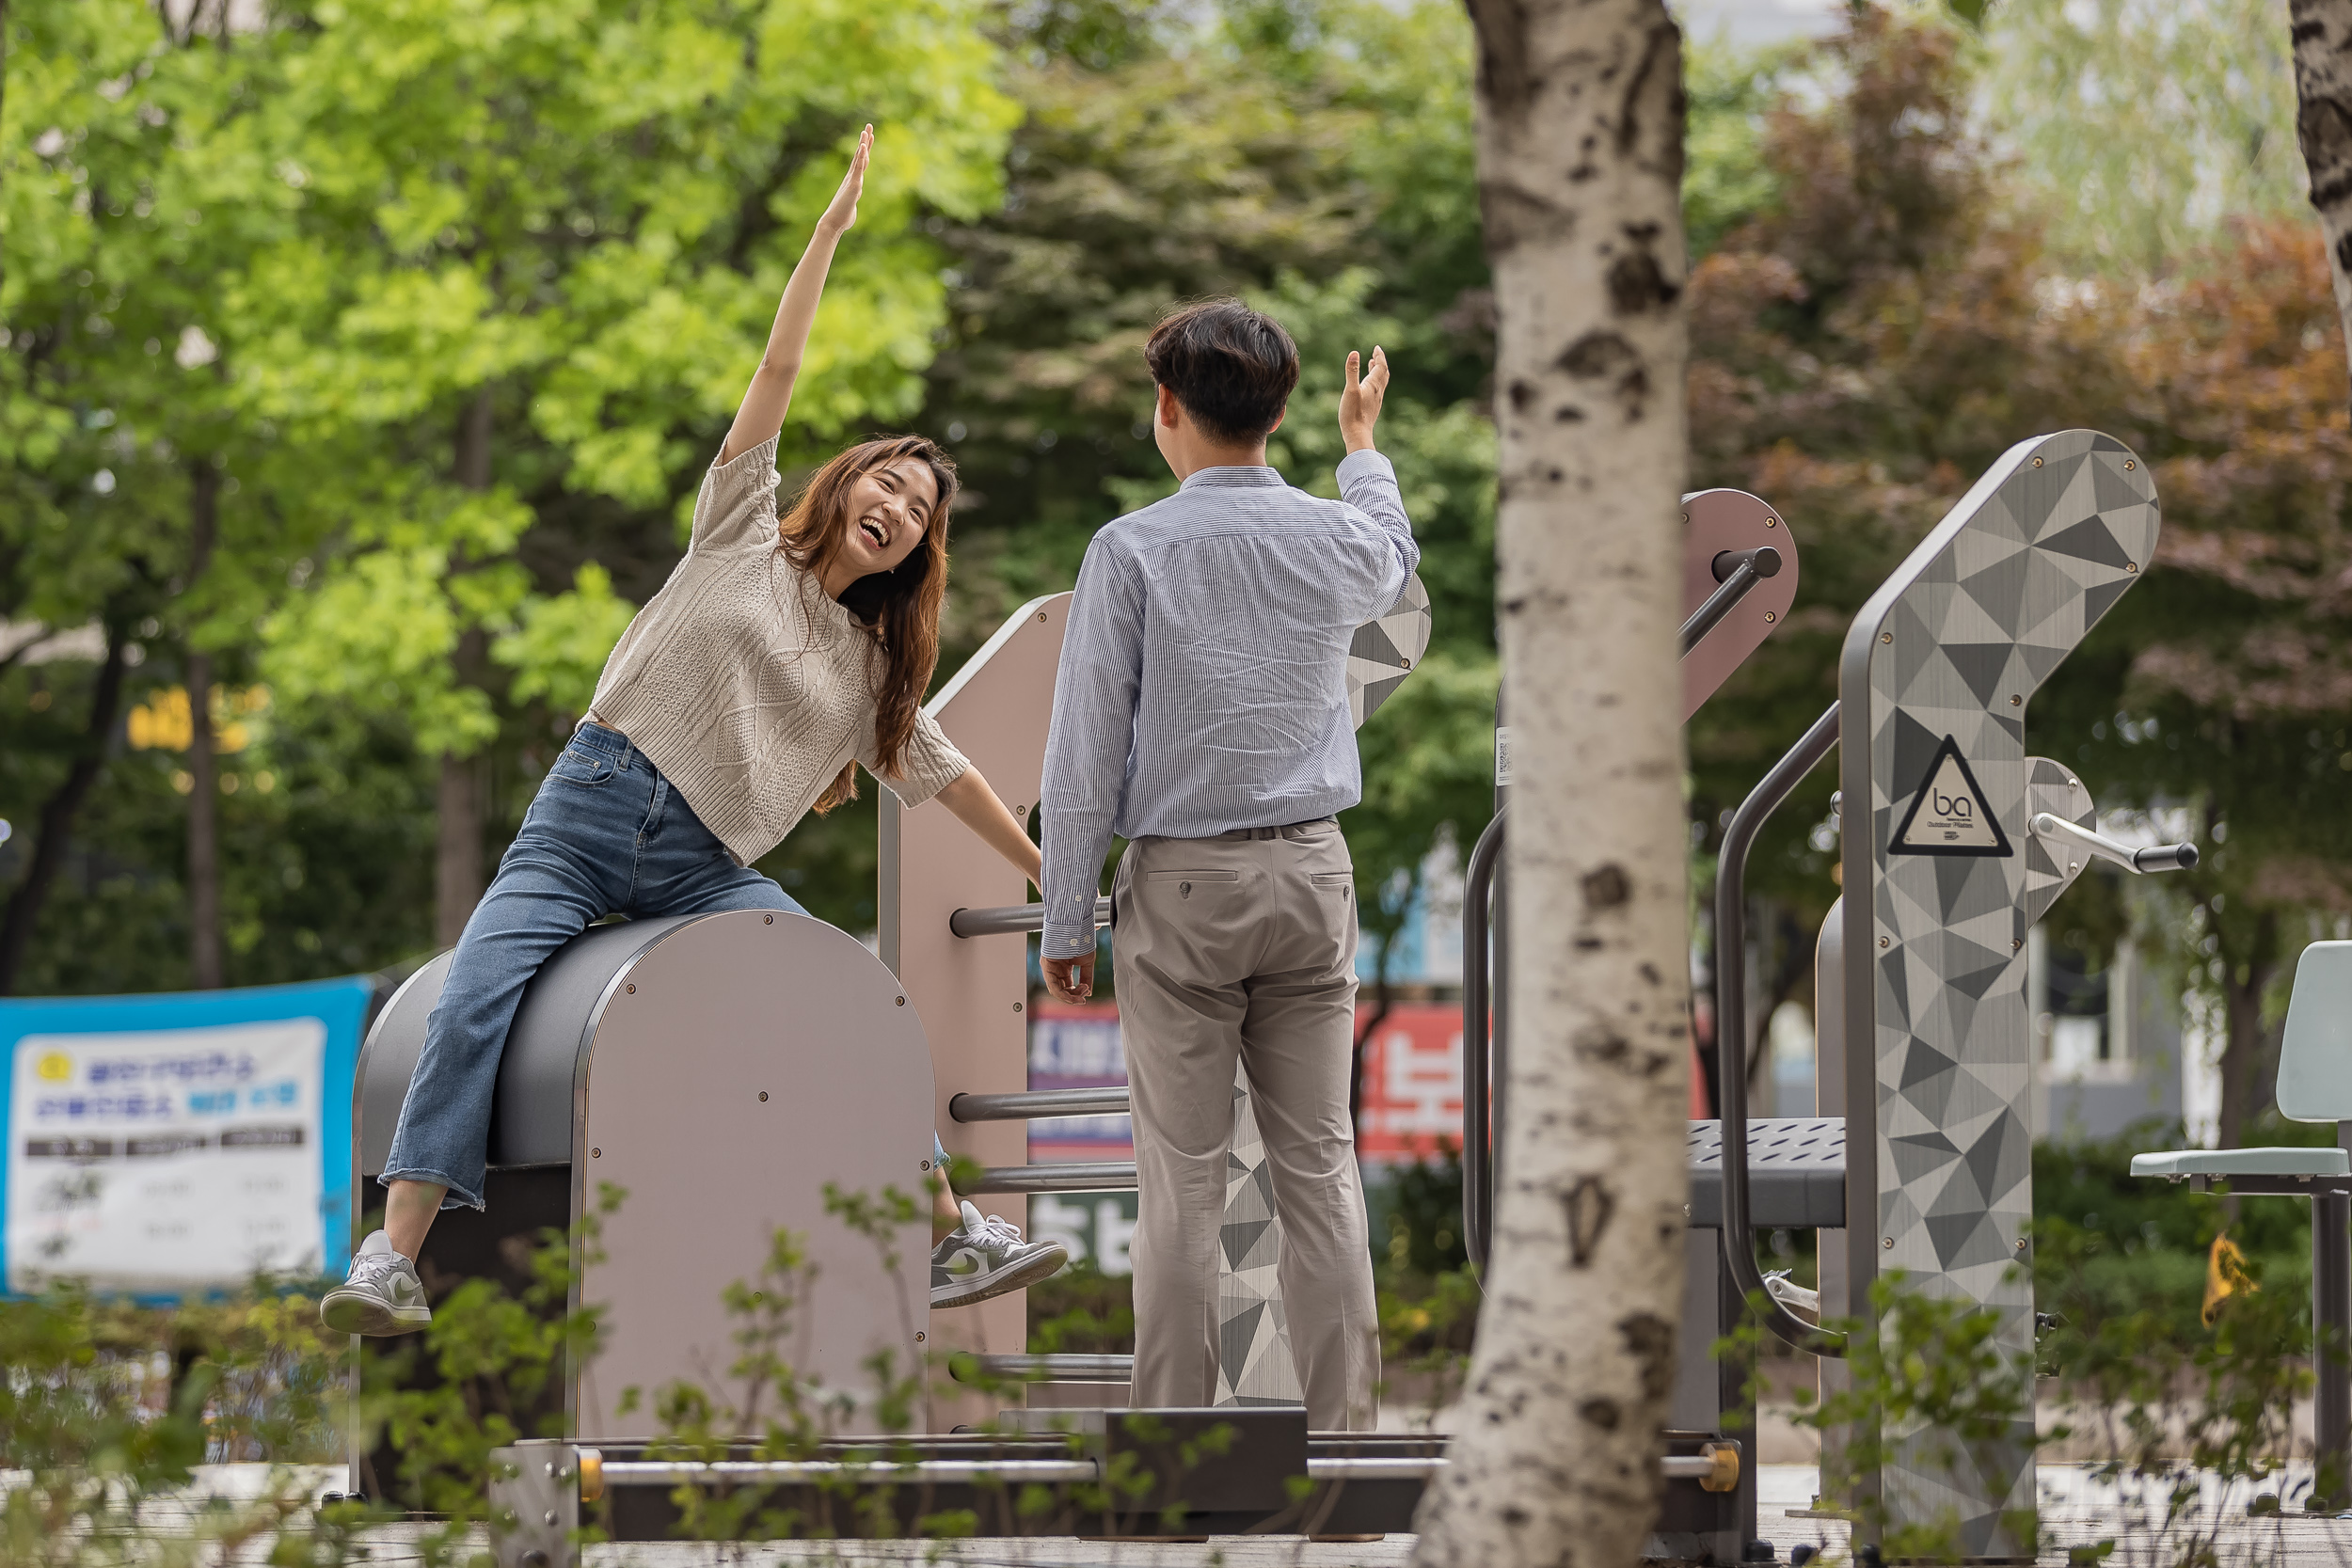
1490, 696, 1510, 1194
2317, 1188, 2351, 1510
1719, 1239, 1761, 1553
1461, 808, 1504, 1275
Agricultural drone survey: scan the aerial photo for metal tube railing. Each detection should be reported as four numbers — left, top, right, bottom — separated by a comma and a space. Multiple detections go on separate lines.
949, 898, 1111, 939
1460, 807, 1505, 1277
591, 1452, 1715, 1489
1716, 702, 1845, 1356
599, 1458, 1097, 1486
958, 1162, 1137, 1195
949, 1087, 1130, 1122
951, 1354, 1134, 1383
1679, 546, 1782, 656
1309, 1456, 1445, 1481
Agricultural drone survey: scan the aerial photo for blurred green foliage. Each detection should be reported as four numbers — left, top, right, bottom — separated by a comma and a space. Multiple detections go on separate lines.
1, 0, 1016, 978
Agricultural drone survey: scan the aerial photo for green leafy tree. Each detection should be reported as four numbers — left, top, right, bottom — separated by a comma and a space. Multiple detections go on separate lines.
1680, 7, 2352, 1141
236, 0, 1016, 942
918, 3, 1502, 1045
1983, 0, 2306, 278
0, 0, 321, 992
2051, 220, 2352, 1148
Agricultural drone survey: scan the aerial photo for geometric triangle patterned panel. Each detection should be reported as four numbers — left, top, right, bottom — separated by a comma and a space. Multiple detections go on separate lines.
1218, 576, 1432, 1402
1215, 1068, 1304, 1406
1347, 573, 1432, 728
1847, 431, 2158, 1558
2022, 756, 2099, 927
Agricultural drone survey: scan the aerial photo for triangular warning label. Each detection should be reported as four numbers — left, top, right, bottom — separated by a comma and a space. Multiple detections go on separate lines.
1889, 736, 2012, 858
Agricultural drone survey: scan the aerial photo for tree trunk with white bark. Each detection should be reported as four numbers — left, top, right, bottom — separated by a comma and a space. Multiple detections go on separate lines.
2293, 0, 2352, 394
1411, 2, 1693, 1564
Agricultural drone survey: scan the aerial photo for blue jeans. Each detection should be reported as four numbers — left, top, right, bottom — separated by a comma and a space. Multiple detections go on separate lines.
381, 724, 805, 1211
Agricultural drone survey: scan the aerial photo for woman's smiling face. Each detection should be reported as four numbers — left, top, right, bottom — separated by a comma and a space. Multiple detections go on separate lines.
836, 457, 940, 578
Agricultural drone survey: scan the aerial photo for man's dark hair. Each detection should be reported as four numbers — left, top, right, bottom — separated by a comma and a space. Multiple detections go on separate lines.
1144, 299, 1300, 445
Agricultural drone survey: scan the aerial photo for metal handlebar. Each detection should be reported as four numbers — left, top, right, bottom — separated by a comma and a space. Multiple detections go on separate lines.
949, 1086, 1130, 1122
1716, 702, 1846, 1356
951, 1353, 1135, 1383
1460, 806, 1506, 1278
949, 898, 1111, 939
1679, 546, 1783, 657
2027, 813, 2198, 876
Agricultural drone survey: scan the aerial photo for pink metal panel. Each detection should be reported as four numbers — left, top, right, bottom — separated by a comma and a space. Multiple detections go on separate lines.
882, 594, 1073, 1425
577, 911, 932, 1439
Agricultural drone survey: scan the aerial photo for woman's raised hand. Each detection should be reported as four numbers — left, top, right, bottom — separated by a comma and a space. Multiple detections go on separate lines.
717, 124, 874, 464
820, 125, 874, 238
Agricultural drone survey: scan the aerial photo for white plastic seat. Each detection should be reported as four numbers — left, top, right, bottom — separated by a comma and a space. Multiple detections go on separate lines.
2131, 1148, 2350, 1178
2131, 941, 2352, 1180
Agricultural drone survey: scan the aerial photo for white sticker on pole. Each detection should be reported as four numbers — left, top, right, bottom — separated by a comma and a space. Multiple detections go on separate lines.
1494, 726, 1512, 786
7, 1019, 326, 1292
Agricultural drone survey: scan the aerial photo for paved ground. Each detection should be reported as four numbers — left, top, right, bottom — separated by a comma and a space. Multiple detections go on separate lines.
1761, 1463, 2352, 1568
121, 1463, 2352, 1566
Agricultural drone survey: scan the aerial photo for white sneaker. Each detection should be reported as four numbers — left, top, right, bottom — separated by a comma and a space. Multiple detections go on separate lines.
319, 1231, 432, 1336
931, 1200, 1068, 1308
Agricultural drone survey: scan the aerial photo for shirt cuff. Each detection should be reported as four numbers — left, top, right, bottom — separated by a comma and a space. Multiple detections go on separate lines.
1336, 448, 1397, 487
1040, 927, 1097, 958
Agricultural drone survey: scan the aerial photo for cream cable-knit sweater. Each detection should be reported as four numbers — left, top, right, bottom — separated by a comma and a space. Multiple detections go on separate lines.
584, 436, 970, 866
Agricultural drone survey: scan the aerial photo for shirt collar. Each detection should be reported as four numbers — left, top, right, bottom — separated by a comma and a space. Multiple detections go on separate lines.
1178, 465, 1286, 491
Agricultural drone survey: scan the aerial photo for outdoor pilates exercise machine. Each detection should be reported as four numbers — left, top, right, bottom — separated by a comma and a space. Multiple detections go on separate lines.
348, 489, 1797, 1553
1465, 430, 2203, 1561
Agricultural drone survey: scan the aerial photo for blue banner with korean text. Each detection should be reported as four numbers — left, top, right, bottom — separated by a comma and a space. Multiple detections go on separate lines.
0, 976, 373, 1297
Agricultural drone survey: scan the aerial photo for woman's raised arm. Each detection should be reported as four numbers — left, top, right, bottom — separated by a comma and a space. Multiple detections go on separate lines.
718, 125, 872, 466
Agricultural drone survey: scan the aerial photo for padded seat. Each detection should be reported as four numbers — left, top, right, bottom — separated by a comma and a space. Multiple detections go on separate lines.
2131, 1148, 2350, 1179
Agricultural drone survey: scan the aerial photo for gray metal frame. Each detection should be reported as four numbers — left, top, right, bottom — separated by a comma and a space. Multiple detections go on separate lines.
482, 1427, 1739, 1566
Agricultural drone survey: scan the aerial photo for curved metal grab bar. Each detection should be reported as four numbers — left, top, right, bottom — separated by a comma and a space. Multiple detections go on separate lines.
1716, 702, 1846, 1356
1460, 807, 1505, 1277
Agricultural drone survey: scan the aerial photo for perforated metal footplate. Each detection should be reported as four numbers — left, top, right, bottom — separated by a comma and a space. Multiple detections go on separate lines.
1686, 1117, 1846, 1228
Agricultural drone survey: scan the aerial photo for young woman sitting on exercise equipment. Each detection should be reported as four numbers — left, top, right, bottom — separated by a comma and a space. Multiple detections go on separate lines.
321, 128, 1063, 1337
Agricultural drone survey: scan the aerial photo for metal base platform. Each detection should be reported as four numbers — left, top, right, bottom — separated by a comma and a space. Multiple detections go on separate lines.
488, 1418, 1746, 1565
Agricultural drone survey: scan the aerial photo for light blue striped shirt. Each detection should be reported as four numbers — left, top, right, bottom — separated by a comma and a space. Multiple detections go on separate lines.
1039, 451, 1419, 960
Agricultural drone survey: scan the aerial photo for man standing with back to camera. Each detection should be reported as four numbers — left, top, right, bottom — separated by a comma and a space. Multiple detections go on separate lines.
1038, 299, 1415, 1431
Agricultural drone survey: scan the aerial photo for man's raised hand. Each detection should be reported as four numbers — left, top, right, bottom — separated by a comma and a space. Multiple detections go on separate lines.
820, 124, 873, 238
1338, 345, 1390, 454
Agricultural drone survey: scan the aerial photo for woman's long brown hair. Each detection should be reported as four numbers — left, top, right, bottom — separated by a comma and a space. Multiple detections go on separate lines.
776, 435, 959, 813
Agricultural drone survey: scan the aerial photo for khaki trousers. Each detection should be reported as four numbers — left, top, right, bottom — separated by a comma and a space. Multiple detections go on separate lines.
1112, 821, 1380, 1431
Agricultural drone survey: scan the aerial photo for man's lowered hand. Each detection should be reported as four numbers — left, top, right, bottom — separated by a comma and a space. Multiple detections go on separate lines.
1042, 953, 1096, 1004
